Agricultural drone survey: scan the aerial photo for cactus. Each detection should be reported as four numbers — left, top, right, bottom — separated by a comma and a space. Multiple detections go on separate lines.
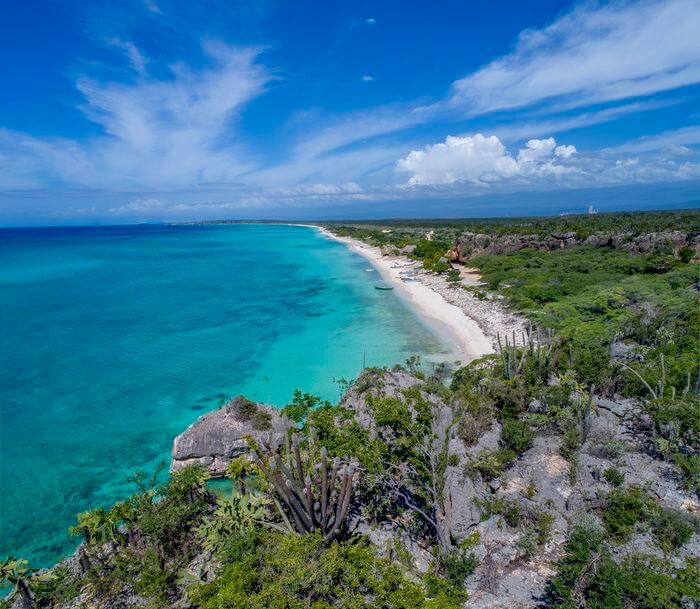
251, 437, 356, 544
497, 325, 554, 380
617, 353, 695, 401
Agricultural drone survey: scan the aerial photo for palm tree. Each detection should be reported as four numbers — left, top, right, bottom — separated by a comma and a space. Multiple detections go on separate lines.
69, 507, 112, 544
69, 506, 122, 571
226, 456, 258, 496
0, 556, 34, 608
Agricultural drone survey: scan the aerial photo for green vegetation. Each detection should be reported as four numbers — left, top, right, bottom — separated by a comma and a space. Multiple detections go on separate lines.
4, 210, 698, 608
602, 486, 697, 549
543, 519, 700, 609
190, 532, 445, 609
602, 466, 625, 487
235, 398, 273, 430
325, 209, 700, 240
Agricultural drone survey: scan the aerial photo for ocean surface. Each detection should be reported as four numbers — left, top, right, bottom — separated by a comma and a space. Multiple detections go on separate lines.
0, 223, 451, 566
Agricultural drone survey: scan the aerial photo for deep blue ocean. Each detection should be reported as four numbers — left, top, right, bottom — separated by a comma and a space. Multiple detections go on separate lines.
0, 223, 449, 566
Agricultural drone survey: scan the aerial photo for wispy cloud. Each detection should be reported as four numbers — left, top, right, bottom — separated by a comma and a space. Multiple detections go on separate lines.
602, 125, 700, 154
107, 38, 149, 75
449, 0, 700, 115
0, 42, 269, 191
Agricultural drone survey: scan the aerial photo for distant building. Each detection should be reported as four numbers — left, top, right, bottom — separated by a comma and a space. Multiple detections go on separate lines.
588, 205, 598, 215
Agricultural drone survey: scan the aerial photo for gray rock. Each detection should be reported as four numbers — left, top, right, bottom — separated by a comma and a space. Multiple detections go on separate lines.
443, 422, 500, 542
448, 230, 697, 262
170, 396, 291, 476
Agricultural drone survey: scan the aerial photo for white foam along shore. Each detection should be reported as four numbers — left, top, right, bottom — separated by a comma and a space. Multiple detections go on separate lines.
304, 225, 496, 363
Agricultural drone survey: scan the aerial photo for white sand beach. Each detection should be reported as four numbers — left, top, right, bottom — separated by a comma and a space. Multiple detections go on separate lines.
308, 226, 526, 363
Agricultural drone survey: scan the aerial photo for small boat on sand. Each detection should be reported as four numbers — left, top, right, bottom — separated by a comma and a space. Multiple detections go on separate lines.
374, 282, 394, 290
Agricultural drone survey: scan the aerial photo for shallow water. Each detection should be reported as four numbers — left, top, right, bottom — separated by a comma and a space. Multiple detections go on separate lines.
0, 223, 450, 566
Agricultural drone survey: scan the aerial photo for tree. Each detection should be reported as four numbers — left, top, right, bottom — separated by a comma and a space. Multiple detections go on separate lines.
381, 399, 455, 558
0, 557, 34, 608
226, 456, 258, 496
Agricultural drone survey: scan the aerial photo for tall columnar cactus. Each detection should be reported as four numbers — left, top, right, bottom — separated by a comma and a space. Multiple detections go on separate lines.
251, 438, 356, 544
496, 325, 554, 380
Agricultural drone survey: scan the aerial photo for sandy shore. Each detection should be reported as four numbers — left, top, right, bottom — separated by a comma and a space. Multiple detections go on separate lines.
305, 226, 527, 364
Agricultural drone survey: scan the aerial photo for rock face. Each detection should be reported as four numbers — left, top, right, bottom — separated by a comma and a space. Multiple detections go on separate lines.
448, 230, 699, 262
170, 396, 291, 476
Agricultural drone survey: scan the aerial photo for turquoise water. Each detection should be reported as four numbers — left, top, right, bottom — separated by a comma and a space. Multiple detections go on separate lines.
0, 223, 450, 566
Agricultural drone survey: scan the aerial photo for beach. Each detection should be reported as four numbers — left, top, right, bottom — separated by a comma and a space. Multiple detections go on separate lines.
311, 226, 527, 363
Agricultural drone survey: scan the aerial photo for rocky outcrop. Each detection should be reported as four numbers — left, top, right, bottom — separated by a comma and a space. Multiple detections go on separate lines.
170, 396, 291, 476
448, 230, 699, 262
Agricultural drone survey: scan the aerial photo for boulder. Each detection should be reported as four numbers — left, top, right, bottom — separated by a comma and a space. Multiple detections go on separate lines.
170, 396, 291, 476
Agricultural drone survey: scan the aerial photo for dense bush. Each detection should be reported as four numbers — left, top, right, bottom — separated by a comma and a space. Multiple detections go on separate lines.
190, 531, 463, 609
501, 417, 535, 455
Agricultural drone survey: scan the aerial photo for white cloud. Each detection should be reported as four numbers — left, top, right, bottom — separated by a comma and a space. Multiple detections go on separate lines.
517, 138, 556, 163
555, 144, 576, 158
449, 0, 700, 115
396, 132, 699, 189
366, 18, 376, 25
396, 134, 578, 185
361, 75, 374, 82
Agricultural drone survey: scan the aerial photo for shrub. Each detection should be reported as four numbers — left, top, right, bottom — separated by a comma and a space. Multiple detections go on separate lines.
30, 565, 81, 606
541, 518, 604, 607
466, 449, 516, 481
281, 389, 328, 423
603, 487, 653, 541
678, 245, 695, 263
236, 398, 272, 430
589, 435, 626, 459
456, 407, 493, 447
190, 531, 433, 609
585, 554, 700, 609
650, 508, 696, 552
602, 466, 625, 487
500, 418, 535, 455
441, 547, 478, 589
517, 527, 538, 560
672, 452, 700, 493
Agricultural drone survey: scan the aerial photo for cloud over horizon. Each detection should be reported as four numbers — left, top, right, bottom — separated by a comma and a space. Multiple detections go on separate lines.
1, 0, 699, 224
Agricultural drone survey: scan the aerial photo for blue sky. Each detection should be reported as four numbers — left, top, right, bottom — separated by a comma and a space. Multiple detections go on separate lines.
1, 0, 699, 225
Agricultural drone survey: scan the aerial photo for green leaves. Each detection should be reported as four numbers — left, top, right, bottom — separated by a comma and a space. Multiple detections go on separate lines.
197, 494, 270, 553
190, 532, 434, 609
0, 556, 33, 601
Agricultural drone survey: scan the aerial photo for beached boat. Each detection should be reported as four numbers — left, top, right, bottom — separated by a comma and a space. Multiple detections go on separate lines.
374, 282, 394, 290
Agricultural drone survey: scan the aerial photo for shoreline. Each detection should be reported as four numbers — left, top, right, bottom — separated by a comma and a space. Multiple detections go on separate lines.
304, 225, 509, 363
